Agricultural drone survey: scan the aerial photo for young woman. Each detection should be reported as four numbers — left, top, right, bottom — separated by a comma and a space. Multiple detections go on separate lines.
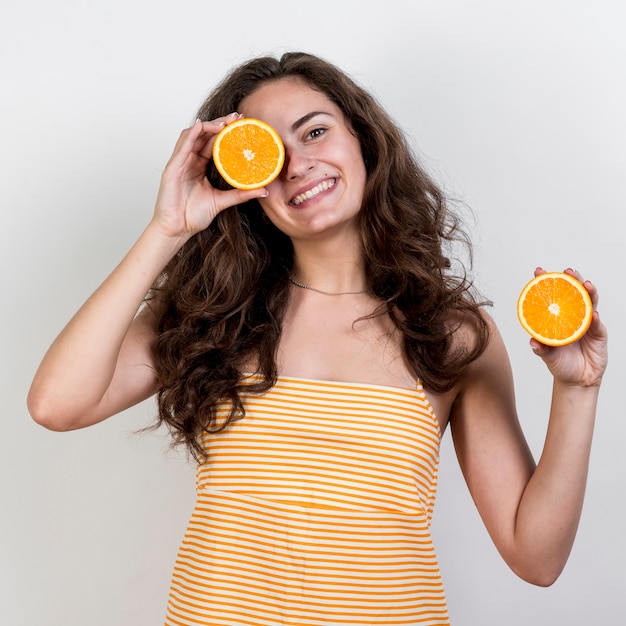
28, 52, 608, 625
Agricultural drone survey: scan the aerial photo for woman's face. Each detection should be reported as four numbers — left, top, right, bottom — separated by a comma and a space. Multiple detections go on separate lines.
239, 77, 367, 242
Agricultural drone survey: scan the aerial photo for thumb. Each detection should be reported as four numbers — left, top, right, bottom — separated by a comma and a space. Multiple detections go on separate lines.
530, 338, 553, 358
213, 187, 269, 213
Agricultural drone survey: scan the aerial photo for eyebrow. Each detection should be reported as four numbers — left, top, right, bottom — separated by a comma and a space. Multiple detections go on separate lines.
290, 111, 332, 133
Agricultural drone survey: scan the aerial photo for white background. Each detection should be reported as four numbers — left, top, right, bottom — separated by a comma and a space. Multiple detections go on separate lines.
1, 1, 624, 624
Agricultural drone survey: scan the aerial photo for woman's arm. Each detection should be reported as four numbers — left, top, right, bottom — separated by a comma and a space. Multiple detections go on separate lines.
27, 225, 181, 430
450, 269, 608, 586
28, 115, 268, 430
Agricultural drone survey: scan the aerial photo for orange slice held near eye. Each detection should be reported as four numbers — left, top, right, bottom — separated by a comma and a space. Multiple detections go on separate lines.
517, 272, 593, 346
212, 118, 285, 190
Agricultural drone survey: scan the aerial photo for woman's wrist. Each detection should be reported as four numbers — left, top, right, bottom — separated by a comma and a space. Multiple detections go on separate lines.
142, 218, 192, 261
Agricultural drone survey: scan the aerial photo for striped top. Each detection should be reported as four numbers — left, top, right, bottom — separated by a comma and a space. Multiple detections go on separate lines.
164, 376, 450, 626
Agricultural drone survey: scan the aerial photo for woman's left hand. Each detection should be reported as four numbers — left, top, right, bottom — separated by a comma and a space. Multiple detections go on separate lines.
530, 267, 608, 387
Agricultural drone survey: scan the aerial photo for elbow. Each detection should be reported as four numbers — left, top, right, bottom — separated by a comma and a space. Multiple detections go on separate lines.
520, 571, 561, 588
27, 388, 81, 432
511, 560, 565, 588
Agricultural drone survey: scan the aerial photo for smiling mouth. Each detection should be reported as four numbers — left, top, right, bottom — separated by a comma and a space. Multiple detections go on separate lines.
291, 179, 336, 206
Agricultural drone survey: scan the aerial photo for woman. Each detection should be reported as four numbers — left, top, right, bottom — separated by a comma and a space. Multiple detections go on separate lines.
28, 52, 608, 625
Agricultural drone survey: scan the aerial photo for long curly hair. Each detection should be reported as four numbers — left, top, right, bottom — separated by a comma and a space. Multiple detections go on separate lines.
149, 51, 490, 460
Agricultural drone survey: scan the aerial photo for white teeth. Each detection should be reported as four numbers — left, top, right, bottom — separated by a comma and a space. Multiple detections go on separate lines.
292, 179, 335, 205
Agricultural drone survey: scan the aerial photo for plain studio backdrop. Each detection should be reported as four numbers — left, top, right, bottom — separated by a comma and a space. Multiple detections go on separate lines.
1, 1, 624, 624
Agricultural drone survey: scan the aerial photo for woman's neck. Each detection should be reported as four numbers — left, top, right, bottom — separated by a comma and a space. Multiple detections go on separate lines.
290, 234, 367, 295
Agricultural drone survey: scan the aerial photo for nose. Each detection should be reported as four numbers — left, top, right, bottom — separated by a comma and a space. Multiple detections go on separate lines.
283, 146, 314, 180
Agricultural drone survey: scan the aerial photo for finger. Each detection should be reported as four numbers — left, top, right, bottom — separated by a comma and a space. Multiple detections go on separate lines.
563, 266, 583, 280
582, 278, 599, 309
212, 186, 270, 213
197, 111, 242, 126
166, 120, 207, 169
193, 113, 245, 160
586, 309, 608, 341
169, 122, 200, 157
561, 268, 599, 309
173, 113, 241, 160
534, 266, 547, 277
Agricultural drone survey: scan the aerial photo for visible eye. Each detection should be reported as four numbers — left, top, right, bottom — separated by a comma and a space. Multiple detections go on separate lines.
306, 127, 326, 140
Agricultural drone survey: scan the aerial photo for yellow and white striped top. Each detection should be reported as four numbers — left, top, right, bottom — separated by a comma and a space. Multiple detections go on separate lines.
165, 375, 449, 626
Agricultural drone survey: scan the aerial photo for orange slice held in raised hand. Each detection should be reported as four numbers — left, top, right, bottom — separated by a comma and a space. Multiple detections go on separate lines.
517, 272, 593, 346
212, 118, 285, 190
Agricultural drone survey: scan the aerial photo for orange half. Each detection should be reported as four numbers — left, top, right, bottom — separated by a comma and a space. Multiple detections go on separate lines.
517, 272, 593, 346
212, 118, 285, 190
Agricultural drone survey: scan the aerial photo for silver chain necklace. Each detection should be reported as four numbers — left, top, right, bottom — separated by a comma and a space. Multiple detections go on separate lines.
288, 275, 371, 296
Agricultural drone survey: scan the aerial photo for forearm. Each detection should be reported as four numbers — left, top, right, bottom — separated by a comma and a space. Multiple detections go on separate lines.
512, 381, 599, 585
28, 221, 188, 428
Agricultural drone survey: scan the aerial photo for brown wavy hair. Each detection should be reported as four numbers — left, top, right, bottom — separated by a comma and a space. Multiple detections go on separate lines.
149, 51, 490, 460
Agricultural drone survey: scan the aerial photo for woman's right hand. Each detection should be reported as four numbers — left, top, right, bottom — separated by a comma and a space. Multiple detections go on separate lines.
153, 113, 269, 240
